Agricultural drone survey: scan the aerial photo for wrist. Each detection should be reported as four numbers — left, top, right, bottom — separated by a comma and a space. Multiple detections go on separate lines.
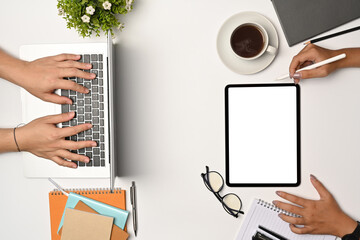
8, 60, 29, 87
332, 48, 360, 69
334, 214, 357, 238
0, 50, 28, 86
330, 49, 346, 71
13, 126, 30, 152
0, 128, 19, 153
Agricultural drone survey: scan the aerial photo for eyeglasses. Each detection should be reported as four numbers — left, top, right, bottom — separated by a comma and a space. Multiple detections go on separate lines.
201, 166, 244, 217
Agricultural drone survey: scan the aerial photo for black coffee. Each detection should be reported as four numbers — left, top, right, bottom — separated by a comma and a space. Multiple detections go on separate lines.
230, 25, 264, 58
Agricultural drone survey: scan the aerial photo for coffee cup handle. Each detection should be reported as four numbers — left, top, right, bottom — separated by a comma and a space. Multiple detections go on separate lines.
266, 45, 277, 55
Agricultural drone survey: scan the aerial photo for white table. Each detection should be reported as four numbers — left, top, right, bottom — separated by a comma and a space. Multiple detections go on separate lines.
1, 0, 360, 239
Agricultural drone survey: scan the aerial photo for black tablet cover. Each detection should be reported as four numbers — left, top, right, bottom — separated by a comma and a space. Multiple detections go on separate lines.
225, 84, 300, 187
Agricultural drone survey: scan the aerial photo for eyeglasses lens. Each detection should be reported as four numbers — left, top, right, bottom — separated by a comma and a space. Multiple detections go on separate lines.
208, 171, 223, 192
223, 193, 241, 214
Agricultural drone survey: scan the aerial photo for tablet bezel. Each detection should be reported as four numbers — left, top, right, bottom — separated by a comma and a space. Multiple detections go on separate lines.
225, 83, 301, 187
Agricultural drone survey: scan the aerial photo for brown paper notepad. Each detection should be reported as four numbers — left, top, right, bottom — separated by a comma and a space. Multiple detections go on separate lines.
61, 208, 113, 240
59, 201, 129, 240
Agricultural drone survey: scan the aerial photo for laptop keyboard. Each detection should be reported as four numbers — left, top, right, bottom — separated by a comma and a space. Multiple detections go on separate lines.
61, 54, 106, 167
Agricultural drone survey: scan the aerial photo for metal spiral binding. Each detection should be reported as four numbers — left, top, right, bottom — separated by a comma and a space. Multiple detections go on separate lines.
257, 199, 299, 217
50, 187, 122, 195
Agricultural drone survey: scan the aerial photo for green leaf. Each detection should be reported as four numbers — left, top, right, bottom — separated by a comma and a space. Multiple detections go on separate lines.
57, 0, 134, 38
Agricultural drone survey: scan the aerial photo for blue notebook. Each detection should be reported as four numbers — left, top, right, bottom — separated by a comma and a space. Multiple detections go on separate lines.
57, 192, 129, 233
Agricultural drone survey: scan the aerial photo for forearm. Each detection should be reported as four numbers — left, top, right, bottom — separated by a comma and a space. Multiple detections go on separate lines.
0, 49, 27, 86
0, 128, 18, 153
333, 48, 360, 69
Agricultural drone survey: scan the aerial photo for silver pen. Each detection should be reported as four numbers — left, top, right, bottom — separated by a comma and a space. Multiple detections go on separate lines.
130, 181, 137, 236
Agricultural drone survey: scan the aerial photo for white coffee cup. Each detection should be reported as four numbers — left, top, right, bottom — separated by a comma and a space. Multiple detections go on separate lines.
230, 22, 277, 60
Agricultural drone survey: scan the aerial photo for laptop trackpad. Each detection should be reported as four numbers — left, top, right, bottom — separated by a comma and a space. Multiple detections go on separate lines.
21, 89, 61, 123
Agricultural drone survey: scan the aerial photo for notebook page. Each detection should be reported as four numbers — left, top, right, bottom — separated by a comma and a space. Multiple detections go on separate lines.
235, 199, 335, 240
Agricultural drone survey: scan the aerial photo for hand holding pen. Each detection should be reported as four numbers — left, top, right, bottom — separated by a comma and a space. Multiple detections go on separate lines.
282, 44, 360, 84
287, 44, 343, 84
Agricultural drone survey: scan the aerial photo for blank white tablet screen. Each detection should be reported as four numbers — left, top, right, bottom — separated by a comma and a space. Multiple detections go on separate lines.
227, 85, 298, 184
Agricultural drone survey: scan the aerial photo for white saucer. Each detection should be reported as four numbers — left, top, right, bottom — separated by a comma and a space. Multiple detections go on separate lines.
217, 12, 279, 75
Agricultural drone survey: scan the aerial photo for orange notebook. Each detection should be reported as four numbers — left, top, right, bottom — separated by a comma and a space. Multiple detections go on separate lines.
49, 188, 126, 240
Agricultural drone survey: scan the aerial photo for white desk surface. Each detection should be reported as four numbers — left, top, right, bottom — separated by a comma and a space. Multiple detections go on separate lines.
1, 0, 360, 239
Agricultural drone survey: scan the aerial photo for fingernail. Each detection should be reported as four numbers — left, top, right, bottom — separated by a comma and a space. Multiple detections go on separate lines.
87, 124, 93, 129
72, 165, 77, 168
68, 111, 75, 116
86, 63, 92, 68
85, 88, 90, 93
91, 73, 96, 78
85, 158, 90, 163
67, 99, 72, 104
276, 191, 283, 196
293, 72, 302, 79
310, 174, 317, 181
92, 142, 97, 147
272, 200, 278, 205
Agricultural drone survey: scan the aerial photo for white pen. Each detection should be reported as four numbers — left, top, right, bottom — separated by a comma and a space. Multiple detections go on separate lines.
48, 178, 69, 196
276, 53, 346, 81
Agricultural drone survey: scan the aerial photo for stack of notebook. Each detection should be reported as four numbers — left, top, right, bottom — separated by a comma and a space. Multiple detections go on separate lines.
49, 188, 129, 240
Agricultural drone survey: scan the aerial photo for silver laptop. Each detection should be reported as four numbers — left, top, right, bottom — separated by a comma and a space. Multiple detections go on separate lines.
20, 34, 115, 188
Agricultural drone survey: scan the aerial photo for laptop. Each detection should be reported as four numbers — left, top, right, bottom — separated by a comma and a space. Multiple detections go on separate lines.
20, 33, 116, 187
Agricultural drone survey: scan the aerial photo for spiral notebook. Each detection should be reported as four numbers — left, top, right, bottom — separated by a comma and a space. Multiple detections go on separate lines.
49, 188, 127, 240
235, 199, 336, 240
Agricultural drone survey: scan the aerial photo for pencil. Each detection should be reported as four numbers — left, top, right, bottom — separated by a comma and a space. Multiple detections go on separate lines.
276, 53, 346, 80
304, 26, 360, 45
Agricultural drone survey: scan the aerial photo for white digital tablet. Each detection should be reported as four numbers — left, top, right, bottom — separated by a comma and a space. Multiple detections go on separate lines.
225, 84, 300, 187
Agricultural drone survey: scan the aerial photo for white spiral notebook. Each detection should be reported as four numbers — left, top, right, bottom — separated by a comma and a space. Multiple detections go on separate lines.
235, 199, 336, 240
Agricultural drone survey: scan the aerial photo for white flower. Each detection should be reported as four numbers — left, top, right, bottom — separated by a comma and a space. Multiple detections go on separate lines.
81, 15, 90, 23
103, 1, 112, 10
86, 6, 95, 15
125, 0, 133, 11
117, 23, 124, 30
58, 8, 65, 16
